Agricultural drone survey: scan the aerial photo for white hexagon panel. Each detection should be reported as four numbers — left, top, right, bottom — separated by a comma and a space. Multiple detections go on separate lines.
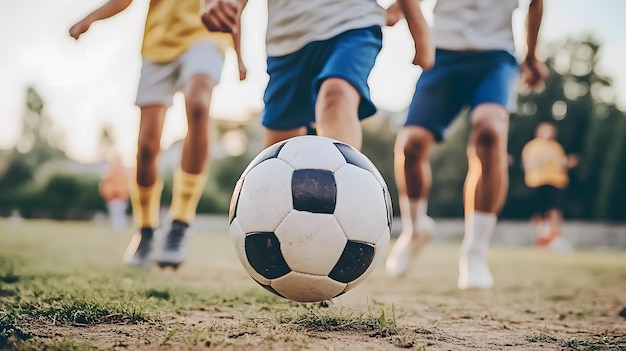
235, 158, 294, 233
334, 164, 389, 244
271, 271, 346, 302
277, 135, 347, 171
274, 211, 347, 276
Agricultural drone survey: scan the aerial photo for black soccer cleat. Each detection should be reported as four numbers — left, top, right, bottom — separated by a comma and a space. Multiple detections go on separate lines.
154, 220, 189, 269
123, 227, 155, 268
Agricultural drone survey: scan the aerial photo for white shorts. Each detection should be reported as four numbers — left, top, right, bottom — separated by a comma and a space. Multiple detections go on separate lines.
135, 40, 224, 107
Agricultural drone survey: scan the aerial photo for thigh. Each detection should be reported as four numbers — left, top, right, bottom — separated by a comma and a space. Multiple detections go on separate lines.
138, 105, 167, 147
471, 51, 519, 112
405, 51, 472, 142
312, 26, 383, 120
262, 50, 316, 131
177, 40, 224, 88
136, 59, 178, 107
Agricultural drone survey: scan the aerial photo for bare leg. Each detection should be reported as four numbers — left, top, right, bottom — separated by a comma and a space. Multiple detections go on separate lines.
386, 126, 435, 277
315, 78, 362, 150
265, 128, 307, 148
136, 105, 166, 186
181, 74, 215, 174
459, 103, 509, 289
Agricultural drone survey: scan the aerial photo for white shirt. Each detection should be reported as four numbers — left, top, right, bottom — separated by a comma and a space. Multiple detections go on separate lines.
432, 0, 519, 52
265, 0, 385, 57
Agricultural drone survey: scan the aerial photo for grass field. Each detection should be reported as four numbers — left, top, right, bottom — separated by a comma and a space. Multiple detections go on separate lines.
1, 219, 625, 350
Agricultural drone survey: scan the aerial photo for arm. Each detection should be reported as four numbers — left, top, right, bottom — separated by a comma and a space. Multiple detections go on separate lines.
201, 0, 247, 33
521, 0, 548, 89
395, 0, 434, 69
69, 0, 133, 39
231, 0, 248, 80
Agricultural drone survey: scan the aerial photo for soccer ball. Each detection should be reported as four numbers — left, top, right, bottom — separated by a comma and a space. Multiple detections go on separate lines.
229, 136, 392, 302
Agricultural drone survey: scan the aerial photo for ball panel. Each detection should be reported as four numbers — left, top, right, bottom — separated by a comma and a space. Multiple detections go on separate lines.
292, 169, 336, 214
333, 142, 386, 187
236, 158, 293, 233
245, 232, 291, 280
334, 165, 388, 243
241, 140, 287, 178
252, 278, 286, 299
328, 240, 376, 283
274, 211, 347, 275
277, 136, 346, 171
271, 271, 346, 302
229, 219, 270, 285
228, 178, 244, 224
383, 187, 393, 229
344, 228, 390, 293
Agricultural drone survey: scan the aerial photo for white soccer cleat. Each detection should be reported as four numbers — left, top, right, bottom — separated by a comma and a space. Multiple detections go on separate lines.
386, 216, 435, 278
123, 228, 156, 268
154, 220, 189, 269
458, 254, 493, 289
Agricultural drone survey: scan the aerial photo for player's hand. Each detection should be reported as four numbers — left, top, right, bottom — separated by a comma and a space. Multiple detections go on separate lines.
238, 60, 247, 81
412, 44, 435, 70
522, 56, 548, 90
69, 19, 91, 40
386, 2, 403, 26
201, 0, 240, 33
567, 155, 579, 169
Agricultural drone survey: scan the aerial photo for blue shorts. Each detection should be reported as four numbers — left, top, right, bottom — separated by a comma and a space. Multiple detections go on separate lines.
406, 49, 519, 141
262, 26, 382, 131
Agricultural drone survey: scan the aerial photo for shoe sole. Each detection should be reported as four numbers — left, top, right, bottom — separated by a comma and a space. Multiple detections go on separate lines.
156, 261, 182, 270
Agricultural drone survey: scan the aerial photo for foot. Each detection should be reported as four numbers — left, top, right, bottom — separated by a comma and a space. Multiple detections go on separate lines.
123, 227, 155, 268
458, 253, 493, 289
386, 216, 435, 277
154, 220, 189, 269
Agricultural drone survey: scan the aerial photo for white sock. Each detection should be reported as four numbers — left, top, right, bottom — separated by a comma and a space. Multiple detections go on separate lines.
462, 211, 497, 257
401, 199, 428, 233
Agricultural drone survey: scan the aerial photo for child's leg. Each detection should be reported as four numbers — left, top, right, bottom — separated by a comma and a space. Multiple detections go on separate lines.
315, 78, 362, 149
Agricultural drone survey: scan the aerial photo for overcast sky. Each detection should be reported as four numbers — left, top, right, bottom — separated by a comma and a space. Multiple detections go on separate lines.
1, 0, 625, 164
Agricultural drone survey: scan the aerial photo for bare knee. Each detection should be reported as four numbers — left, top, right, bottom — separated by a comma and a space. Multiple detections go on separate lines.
317, 78, 359, 114
185, 75, 213, 125
471, 104, 509, 151
397, 127, 434, 161
137, 138, 160, 165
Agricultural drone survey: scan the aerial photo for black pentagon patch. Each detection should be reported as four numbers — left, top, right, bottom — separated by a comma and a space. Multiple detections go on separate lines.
334, 142, 379, 176
245, 232, 291, 280
243, 141, 287, 178
228, 178, 244, 224
292, 169, 336, 214
328, 241, 376, 283
252, 279, 286, 299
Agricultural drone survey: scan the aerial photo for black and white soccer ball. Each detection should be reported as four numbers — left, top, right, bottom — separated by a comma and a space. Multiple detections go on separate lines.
229, 136, 392, 302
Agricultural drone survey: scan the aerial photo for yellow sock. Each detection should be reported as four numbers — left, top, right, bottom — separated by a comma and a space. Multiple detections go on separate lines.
169, 169, 207, 224
129, 178, 163, 229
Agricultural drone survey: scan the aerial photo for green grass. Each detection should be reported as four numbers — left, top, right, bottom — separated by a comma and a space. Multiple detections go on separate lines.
1, 219, 625, 350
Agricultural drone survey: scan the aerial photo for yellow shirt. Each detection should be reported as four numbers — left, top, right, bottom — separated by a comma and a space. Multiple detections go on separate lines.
521, 138, 569, 189
141, 0, 232, 63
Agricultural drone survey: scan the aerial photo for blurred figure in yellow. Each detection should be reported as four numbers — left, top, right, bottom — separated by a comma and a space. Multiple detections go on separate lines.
70, 0, 245, 268
522, 122, 578, 251
100, 158, 130, 230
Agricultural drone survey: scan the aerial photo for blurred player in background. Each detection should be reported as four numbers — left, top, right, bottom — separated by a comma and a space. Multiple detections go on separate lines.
522, 122, 577, 251
70, 0, 246, 268
99, 157, 130, 230
200, 0, 434, 150
386, 0, 548, 289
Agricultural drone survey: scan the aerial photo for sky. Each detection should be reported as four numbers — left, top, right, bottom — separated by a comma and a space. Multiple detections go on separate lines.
1, 0, 625, 165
